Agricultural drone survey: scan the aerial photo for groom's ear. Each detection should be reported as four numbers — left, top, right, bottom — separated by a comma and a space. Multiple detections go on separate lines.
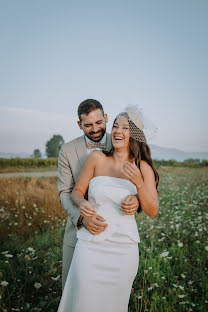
104, 113, 108, 123
77, 120, 83, 130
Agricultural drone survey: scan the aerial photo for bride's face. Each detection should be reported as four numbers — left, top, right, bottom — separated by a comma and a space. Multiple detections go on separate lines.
111, 116, 130, 149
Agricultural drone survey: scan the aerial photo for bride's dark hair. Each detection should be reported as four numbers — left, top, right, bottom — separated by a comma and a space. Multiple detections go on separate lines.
103, 117, 159, 212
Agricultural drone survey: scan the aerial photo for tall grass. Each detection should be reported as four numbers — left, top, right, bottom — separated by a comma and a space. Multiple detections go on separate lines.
0, 177, 66, 240
0, 177, 66, 311
130, 167, 208, 311
0, 168, 208, 311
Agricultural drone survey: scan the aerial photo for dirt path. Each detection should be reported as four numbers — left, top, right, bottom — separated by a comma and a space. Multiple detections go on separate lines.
0, 171, 57, 178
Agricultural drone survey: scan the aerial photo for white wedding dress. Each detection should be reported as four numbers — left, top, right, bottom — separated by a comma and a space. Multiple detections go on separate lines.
58, 176, 140, 312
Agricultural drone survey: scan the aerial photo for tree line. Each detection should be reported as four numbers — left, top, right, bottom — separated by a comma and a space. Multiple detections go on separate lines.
32, 134, 64, 158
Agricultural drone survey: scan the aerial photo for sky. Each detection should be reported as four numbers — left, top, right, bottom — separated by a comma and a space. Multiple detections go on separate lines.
0, 0, 207, 154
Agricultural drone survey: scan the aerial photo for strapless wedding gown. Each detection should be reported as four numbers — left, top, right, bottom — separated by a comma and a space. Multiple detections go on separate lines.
58, 176, 140, 312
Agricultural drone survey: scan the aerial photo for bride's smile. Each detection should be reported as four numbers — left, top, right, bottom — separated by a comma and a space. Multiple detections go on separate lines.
111, 116, 130, 149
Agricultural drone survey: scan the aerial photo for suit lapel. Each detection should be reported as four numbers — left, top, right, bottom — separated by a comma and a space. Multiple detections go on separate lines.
75, 136, 88, 168
106, 133, 112, 151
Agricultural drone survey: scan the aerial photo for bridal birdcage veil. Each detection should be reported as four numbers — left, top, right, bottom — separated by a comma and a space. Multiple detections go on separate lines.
117, 105, 158, 143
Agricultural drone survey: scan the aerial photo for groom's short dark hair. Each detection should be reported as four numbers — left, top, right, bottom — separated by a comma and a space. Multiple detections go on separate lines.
78, 99, 104, 120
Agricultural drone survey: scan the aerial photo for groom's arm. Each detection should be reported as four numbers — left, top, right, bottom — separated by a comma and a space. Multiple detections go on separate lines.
58, 147, 109, 234
58, 145, 80, 228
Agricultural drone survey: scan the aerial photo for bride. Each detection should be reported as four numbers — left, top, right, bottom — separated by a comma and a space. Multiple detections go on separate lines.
57, 106, 159, 312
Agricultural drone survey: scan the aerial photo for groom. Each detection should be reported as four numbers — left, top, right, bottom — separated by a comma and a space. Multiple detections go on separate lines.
58, 99, 140, 289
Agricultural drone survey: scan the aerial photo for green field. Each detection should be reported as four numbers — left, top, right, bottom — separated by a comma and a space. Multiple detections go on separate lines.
0, 167, 208, 311
0, 157, 207, 173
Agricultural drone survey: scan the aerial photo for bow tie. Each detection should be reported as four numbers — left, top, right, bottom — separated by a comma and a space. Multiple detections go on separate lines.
87, 141, 106, 150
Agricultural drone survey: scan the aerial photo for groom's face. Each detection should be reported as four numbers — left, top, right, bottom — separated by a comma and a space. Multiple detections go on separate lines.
78, 109, 108, 142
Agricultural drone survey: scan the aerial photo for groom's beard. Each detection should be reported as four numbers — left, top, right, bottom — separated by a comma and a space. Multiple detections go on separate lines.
86, 128, 106, 142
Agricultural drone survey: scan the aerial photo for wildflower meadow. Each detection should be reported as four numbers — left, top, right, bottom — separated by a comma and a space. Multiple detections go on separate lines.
0, 167, 208, 311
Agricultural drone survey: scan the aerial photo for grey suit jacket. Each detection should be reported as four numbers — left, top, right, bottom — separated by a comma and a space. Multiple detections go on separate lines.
57, 133, 112, 247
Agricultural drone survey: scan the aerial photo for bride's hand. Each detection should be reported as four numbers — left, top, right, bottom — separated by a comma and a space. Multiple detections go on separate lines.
121, 161, 144, 188
121, 195, 139, 215
79, 200, 96, 218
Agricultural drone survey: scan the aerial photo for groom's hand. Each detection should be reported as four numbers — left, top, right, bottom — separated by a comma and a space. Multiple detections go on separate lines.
82, 214, 108, 235
121, 195, 139, 215
79, 200, 96, 218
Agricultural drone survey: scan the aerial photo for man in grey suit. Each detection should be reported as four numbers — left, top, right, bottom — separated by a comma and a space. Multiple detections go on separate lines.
58, 99, 139, 289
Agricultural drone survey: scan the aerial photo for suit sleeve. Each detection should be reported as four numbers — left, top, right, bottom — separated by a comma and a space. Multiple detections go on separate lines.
57, 145, 80, 228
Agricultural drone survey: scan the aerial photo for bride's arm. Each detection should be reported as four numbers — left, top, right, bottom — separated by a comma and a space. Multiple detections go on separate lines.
71, 151, 98, 217
121, 160, 159, 218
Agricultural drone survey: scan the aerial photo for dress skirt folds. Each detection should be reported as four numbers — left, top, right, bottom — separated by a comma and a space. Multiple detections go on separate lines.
57, 176, 140, 312
58, 233, 139, 312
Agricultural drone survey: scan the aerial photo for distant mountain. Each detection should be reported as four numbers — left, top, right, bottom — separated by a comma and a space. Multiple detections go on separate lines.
1, 145, 208, 162
150, 144, 208, 162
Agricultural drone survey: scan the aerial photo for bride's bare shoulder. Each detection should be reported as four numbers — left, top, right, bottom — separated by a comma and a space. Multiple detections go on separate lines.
87, 150, 107, 162
140, 160, 154, 177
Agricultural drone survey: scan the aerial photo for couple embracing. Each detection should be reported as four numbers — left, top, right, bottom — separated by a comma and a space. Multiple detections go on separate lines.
57, 99, 159, 312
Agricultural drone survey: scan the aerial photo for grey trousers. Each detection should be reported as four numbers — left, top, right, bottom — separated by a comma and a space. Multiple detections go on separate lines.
62, 243, 75, 291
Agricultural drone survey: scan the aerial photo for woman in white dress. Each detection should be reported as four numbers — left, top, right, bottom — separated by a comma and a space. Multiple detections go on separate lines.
58, 106, 159, 312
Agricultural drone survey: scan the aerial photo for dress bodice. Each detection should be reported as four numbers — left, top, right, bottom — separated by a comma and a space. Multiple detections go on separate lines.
76, 176, 140, 243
